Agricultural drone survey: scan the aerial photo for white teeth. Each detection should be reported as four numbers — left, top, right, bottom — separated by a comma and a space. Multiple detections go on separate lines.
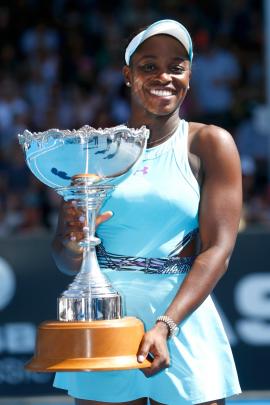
150, 89, 173, 97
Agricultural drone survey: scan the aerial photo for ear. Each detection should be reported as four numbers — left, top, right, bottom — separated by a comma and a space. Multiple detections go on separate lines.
188, 67, 192, 82
122, 65, 131, 86
186, 68, 192, 90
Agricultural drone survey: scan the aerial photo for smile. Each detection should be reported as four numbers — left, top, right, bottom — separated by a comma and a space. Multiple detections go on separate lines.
149, 89, 174, 97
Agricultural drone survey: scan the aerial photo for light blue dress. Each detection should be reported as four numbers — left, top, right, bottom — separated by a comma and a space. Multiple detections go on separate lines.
54, 120, 241, 404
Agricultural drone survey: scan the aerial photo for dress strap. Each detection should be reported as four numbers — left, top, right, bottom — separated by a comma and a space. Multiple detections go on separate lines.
173, 120, 200, 197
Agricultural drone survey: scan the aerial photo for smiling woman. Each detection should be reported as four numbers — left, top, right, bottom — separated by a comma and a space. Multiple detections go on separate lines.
123, 34, 190, 126
123, 22, 191, 138
52, 19, 242, 405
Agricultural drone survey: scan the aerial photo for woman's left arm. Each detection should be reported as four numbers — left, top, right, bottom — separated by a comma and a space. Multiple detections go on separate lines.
138, 125, 242, 376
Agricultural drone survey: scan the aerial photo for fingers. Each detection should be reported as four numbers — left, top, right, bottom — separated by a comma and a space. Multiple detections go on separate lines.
96, 211, 113, 227
137, 331, 170, 377
59, 201, 113, 250
62, 238, 83, 256
137, 334, 152, 364
62, 201, 113, 229
62, 201, 85, 245
59, 201, 83, 228
142, 354, 170, 377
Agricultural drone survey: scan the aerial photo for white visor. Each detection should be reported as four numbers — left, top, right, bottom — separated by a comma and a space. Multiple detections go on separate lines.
125, 19, 193, 66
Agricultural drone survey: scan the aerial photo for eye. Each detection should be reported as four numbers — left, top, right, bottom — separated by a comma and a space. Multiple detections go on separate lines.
140, 63, 156, 73
170, 65, 186, 74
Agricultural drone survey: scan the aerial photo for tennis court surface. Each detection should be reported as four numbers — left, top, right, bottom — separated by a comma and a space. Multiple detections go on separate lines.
0, 393, 269, 405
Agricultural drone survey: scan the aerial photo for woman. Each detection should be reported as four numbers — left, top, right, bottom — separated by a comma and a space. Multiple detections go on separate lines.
53, 19, 242, 405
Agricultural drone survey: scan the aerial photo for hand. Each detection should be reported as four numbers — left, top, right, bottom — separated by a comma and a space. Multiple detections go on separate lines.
137, 322, 170, 377
59, 200, 113, 255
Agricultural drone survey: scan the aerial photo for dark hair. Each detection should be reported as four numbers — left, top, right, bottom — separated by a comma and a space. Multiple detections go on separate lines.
123, 25, 149, 65
124, 25, 148, 48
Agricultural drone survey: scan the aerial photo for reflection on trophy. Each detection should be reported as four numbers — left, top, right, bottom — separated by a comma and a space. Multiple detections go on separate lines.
18, 124, 151, 371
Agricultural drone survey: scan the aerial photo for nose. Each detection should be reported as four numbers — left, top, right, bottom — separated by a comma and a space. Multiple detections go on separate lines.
154, 71, 172, 84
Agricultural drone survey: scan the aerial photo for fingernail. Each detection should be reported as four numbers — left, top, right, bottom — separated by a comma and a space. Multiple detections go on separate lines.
79, 216, 85, 222
71, 200, 77, 206
137, 355, 145, 363
83, 226, 89, 232
70, 236, 76, 241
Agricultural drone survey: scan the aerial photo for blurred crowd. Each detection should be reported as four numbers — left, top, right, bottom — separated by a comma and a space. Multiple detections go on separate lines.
0, 0, 267, 236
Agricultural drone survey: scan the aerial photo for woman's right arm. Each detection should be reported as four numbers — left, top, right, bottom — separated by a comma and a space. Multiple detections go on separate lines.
52, 199, 112, 275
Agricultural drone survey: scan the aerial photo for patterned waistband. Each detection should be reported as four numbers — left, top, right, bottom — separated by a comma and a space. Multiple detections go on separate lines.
97, 244, 195, 274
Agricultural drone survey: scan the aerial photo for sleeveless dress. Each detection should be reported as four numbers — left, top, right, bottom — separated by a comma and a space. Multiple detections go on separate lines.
54, 119, 241, 404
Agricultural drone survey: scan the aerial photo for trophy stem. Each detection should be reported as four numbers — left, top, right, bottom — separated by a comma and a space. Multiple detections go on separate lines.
79, 194, 101, 248
56, 175, 122, 322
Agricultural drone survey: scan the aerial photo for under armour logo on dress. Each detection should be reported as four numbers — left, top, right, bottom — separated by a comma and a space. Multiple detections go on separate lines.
134, 166, 149, 175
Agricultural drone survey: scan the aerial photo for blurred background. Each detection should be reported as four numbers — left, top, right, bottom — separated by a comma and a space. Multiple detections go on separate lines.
0, 0, 269, 402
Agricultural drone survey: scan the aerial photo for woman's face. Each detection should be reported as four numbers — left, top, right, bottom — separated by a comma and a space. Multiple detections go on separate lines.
123, 34, 191, 117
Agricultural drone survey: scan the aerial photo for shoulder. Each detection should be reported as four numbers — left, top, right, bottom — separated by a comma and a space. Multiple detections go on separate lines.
189, 122, 233, 149
189, 122, 237, 157
188, 122, 240, 175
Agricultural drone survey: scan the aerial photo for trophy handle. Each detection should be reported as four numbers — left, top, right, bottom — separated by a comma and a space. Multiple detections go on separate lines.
56, 174, 122, 321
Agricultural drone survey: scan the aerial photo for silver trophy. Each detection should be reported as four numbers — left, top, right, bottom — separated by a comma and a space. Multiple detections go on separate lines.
18, 125, 151, 371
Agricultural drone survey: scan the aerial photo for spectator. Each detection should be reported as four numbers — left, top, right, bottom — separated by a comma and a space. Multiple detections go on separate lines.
191, 30, 240, 128
0, 1, 265, 235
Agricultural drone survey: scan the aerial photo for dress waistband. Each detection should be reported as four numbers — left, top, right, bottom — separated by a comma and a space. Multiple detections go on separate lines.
97, 243, 195, 274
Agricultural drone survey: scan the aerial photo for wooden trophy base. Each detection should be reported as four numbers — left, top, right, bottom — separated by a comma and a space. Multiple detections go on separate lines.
25, 316, 152, 371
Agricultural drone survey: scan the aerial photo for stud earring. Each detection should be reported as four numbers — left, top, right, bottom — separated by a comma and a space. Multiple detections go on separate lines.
126, 82, 131, 87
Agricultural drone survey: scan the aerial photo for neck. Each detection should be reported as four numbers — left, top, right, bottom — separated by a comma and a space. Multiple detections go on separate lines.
128, 109, 181, 148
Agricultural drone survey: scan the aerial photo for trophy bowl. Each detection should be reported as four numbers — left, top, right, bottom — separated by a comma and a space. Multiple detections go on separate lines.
18, 124, 151, 371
